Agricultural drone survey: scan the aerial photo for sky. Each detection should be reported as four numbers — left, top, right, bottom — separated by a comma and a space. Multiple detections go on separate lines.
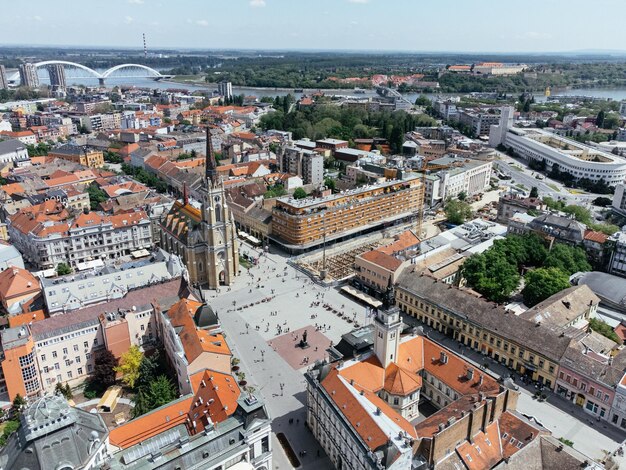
0, 0, 624, 53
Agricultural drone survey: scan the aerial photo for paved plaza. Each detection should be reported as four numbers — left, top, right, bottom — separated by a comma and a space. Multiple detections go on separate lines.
206, 242, 372, 470
206, 241, 625, 469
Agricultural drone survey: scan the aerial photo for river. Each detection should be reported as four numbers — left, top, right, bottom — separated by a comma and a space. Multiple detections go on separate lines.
39, 72, 626, 103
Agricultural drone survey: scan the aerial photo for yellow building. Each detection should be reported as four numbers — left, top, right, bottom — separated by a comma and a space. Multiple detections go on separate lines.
48, 146, 105, 168
271, 176, 422, 252
395, 272, 576, 389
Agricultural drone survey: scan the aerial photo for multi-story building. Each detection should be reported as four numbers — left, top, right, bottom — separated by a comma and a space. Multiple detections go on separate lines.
279, 146, 324, 185
0, 139, 30, 166
612, 183, 626, 218
396, 274, 573, 388
271, 175, 423, 252
41, 248, 185, 314
315, 138, 349, 153
493, 123, 626, 185
19, 63, 39, 88
457, 109, 501, 136
609, 230, 626, 278
47, 145, 105, 168
0, 395, 109, 470
0, 65, 8, 90
610, 372, 626, 431
306, 306, 533, 470
8, 202, 152, 270
496, 194, 545, 224
428, 156, 493, 200
46, 63, 67, 90
159, 297, 232, 394
218, 80, 233, 100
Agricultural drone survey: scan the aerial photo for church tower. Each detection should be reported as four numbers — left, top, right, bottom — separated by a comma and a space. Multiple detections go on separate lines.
373, 306, 403, 368
200, 126, 239, 289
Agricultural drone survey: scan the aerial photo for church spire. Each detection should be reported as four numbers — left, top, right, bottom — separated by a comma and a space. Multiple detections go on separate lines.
205, 126, 218, 186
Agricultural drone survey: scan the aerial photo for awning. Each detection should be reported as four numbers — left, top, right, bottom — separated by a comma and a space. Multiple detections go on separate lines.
341, 285, 383, 308
131, 248, 150, 259
98, 385, 122, 412
247, 235, 261, 245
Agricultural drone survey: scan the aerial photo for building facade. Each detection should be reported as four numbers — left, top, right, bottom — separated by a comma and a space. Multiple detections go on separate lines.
19, 63, 39, 88
47, 145, 105, 168
280, 146, 324, 185
271, 176, 423, 251
159, 128, 239, 289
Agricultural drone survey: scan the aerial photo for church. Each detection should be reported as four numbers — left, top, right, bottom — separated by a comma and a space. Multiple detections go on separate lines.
159, 127, 239, 289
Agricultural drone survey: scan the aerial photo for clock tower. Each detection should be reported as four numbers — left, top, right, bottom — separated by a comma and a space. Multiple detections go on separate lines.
159, 127, 239, 289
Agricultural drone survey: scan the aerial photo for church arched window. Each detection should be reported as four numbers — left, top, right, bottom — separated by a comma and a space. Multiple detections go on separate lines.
215, 204, 222, 222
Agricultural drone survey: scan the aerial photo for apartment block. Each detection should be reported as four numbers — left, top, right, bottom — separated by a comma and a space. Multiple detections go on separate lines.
47, 145, 105, 168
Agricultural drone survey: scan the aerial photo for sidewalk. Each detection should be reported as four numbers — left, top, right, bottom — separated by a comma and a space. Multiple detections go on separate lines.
401, 313, 624, 460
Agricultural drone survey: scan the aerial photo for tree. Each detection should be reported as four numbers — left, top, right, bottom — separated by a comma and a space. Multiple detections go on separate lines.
94, 349, 118, 388
114, 345, 144, 389
293, 187, 307, 199
522, 267, 570, 307
11, 394, 26, 417
458, 191, 467, 201
462, 251, 521, 303
324, 177, 337, 192
589, 318, 621, 343
596, 110, 605, 128
56, 263, 71, 276
562, 205, 592, 225
55, 383, 73, 400
136, 352, 163, 391
544, 244, 591, 275
133, 375, 177, 418
444, 199, 473, 225
592, 196, 612, 207
86, 184, 107, 211
529, 186, 539, 198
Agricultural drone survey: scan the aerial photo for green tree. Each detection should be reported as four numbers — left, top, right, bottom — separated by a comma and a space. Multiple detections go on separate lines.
544, 244, 591, 275
136, 352, 163, 391
596, 109, 605, 128
133, 375, 177, 418
562, 205, 592, 225
94, 349, 118, 388
324, 177, 337, 192
444, 199, 473, 225
462, 251, 521, 303
114, 345, 144, 389
588, 318, 620, 343
55, 383, 73, 400
86, 184, 107, 210
293, 187, 307, 199
529, 186, 539, 198
522, 267, 571, 307
11, 394, 26, 417
0, 419, 19, 446
56, 263, 72, 276
458, 191, 467, 201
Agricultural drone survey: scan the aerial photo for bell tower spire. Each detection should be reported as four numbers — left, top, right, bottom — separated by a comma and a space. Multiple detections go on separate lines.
205, 126, 218, 186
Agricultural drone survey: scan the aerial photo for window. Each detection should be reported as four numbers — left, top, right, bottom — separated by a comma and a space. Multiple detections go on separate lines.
73, 344, 79, 352
65, 360, 71, 366
75, 356, 81, 364
52, 351, 58, 359
84, 341, 88, 349
41, 354, 46, 362
67, 371, 73, 379
77, 367, 83, 375
63, 348, 68, 355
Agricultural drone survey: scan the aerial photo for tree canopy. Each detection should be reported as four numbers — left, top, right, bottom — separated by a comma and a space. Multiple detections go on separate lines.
292, 187, 307, 199
94, 349, 118, 388
522, 267, 571, 307
114, 345, 144, 389
444, 199, 473, 225
544, 244, 591, 275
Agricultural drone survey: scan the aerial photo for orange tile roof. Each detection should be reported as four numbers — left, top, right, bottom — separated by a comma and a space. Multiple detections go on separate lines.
396, 336, 424, 374
167, 298, 231, 364
1, 183, 25, 195
378, 230, 420, 255
339, 355, 386, 392
0, 267, 40, 300
423, 338, 499, 396
498, 410, 543, 459
457, 421, 502, 470
584, 229, 609, 244
384, 362, 422, 395
360, 250, 403, 272
188, 369, 240, 432
321, 368, 416, 451
101, 181, 148, 198
108, 396, 194, 449
8, 309, 46, 328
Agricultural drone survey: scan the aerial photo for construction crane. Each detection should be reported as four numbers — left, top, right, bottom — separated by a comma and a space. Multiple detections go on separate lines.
416, 162, 453, 239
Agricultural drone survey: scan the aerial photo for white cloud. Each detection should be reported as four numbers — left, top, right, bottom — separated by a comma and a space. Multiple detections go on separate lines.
33, 15, 42, 21
124, 16, 134, 24
250, 0, 266, 7
196, 19, 209, 27
128, 0, 144, 4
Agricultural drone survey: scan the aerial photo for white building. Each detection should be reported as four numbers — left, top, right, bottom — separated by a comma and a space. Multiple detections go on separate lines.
0, 139, 29, 165
609, 230, 626, 278
492, 115, 626, 184
41, 248, 185, 314
8, 208, 153, 270
218, 80, 233, 100
280, 146, 324, 185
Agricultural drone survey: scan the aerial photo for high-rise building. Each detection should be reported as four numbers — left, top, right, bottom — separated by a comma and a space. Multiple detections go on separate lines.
0, 65, 8, 90
19, 63, 39, 88
280, 146, 324, 185
46, 63, 66, 90
218, 80, 233, 100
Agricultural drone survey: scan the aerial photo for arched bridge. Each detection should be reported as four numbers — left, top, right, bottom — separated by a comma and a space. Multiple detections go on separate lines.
8, 61, 171, 85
